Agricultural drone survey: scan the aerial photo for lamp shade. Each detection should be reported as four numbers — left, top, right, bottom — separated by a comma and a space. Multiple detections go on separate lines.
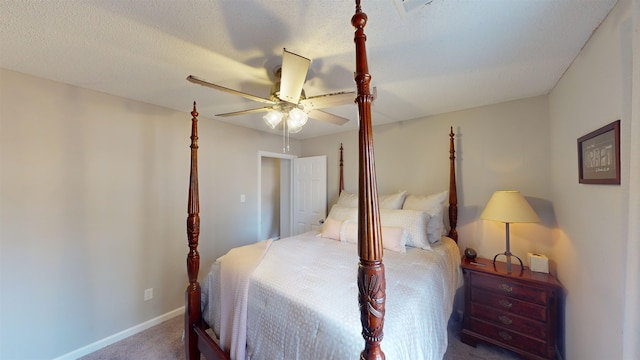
480, 190, 540, 223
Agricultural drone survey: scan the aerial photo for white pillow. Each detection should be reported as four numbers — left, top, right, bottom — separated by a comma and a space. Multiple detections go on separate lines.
402, 190, 448, 244
341, 220, 408, 253
336, 191, 358, 207
336, 191, 408, 209
327, 205, 358, 222
380, 191, 408, 209
380, 226, 409, 253
320, 217, 343, 241
380, 208, 431, 249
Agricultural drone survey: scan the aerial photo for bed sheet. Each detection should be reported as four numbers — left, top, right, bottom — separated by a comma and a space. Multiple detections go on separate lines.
202, 232, 462, 360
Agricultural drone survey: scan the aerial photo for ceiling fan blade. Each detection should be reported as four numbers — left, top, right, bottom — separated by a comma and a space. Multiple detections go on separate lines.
187, 75, 276, 105
279, 49, 310, 104
215, 107, 271, 117
308, 110, 350, 126
301, 91, 355, 110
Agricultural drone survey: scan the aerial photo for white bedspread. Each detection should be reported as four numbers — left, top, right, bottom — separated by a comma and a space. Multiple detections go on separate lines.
218, 239, 273, 360
202, 232, 462, 360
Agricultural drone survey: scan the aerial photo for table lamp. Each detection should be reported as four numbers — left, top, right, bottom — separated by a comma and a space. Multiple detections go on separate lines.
480, 190, 540, 273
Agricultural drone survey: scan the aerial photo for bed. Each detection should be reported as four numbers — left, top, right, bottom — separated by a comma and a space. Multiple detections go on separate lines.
184, 1, 461, 359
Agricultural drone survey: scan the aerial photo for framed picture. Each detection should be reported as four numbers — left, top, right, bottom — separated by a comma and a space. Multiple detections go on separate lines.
577, 120, 620, 184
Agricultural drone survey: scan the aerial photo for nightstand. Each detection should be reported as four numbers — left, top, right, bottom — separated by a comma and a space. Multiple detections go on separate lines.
460, 257, 563, 359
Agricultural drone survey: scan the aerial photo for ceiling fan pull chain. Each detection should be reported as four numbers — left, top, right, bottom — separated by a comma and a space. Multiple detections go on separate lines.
286, 118, 291, 152
283, 118, 287, 152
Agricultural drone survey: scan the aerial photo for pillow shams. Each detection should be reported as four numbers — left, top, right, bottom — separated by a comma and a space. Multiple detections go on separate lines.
402, 190, 448, 244
326, 205, 431, 249
320, 217, 343, 241
337, 191, 408, 209
341, 221, 408, 253
326, 205, 358, 222
380, 208, 431, 249
336, 192, 358, 207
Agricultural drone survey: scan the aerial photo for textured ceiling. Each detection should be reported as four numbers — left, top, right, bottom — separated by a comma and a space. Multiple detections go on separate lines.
0, 0, 617, 139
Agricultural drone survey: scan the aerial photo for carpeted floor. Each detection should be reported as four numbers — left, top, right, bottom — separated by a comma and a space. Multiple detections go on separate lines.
80, 314, 521, 360
79, 315, 185, 360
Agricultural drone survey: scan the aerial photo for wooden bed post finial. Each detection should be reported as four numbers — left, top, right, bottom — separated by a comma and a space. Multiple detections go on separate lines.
353, 2, 386, 359
185, 101, 202, 360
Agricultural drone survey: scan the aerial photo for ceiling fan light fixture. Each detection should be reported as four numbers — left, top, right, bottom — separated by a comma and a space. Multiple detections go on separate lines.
188, 48, 353, 152
287, 122, 303, 134
263, 110, 283, 129
287, 107, 308, 131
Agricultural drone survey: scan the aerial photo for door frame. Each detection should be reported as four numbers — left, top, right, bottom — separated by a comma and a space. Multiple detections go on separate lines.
257, 151, 297, 242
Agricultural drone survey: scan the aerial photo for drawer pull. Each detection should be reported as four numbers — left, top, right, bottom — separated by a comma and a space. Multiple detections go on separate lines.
499, 299, 513, 309
500, 283, 513, 292
499, 331, 512, 341
498, 315, 513, 325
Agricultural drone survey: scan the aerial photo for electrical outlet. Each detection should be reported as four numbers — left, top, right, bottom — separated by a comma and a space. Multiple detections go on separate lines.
144, 288, 153, 301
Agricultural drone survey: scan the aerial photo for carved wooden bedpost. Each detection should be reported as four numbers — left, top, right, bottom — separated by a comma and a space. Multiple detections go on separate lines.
352, 2, 386, 359
185, 102, 201, 360
448, 127, 458, 242
339, 143, 345, 195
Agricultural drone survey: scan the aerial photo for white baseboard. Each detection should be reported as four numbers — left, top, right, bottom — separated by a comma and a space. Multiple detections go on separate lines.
53, 307, 184, 360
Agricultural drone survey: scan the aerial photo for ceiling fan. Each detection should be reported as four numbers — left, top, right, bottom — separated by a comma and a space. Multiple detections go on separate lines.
187, 48, 357, 133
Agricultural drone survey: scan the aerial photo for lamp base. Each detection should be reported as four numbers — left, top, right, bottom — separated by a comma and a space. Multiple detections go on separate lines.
493, 252, 523, 274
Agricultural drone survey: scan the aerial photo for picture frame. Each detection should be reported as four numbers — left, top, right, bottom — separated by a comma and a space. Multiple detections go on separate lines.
577, 120, 621, 184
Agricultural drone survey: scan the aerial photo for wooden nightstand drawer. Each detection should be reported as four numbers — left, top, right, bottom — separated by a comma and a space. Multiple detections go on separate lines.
466, 317, 550, 358
470, 272, 548, 305
471, 287, 548, 322
470, 303, 547, 339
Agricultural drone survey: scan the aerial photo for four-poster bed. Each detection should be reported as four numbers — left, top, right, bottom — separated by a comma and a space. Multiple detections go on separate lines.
185, 1, 461, 359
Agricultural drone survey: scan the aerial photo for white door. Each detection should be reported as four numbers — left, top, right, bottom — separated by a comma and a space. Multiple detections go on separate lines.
293, 155, 327, 235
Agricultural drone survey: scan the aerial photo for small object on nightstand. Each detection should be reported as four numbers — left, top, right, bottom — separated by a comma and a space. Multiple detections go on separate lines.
528, 252, 549, 273
464, 247, 477, 259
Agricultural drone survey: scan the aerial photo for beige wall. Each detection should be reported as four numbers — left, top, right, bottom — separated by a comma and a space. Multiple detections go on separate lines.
549, 0, 636, 359
0, 68, 298, 359
623, 1, 640, 358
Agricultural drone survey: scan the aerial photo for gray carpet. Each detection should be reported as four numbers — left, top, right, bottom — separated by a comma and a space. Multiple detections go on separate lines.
80, 314, 521, 360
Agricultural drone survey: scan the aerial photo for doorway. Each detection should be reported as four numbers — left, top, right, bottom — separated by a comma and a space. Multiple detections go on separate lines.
258, 151, 295, 242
